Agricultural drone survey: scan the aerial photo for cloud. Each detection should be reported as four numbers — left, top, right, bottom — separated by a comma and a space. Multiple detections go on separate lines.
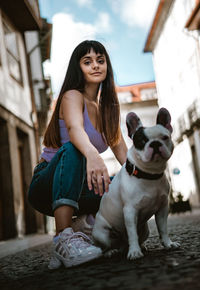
48, 12, 112, 98
95, 12, 112, 33
108, 0, 159, 29
76, 0, 93, 7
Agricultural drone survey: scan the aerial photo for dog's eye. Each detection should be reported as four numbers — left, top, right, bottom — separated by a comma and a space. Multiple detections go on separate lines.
162, 135, 169, 141
133, 127, 149, 150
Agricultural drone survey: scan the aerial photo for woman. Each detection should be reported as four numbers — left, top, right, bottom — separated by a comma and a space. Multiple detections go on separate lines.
28, 40, 127, 269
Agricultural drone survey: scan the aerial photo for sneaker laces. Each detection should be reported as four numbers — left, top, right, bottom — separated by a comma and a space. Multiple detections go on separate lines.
61, 231, 93, 249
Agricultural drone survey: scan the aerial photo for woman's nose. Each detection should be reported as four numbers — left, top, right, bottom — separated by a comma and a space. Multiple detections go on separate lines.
92, 61, 99, 69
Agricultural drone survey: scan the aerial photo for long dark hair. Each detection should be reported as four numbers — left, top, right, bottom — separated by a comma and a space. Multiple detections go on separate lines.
43, 40, 121, 148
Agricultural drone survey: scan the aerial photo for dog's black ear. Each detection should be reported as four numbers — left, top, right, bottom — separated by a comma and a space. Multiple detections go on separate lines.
126, 112, 143, 139
156, 108, 173, 133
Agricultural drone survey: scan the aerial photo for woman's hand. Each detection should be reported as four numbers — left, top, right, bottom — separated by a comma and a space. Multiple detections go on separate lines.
86, 152, 110, 196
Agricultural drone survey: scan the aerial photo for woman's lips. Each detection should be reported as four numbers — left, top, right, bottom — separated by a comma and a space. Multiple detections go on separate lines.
91, 72, 101, 75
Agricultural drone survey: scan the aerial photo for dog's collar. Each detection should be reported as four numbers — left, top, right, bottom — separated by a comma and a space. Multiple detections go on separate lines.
125, 159, 164, 180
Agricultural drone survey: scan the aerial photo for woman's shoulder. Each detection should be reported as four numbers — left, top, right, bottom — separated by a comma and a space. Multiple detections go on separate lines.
60, 90, 85, 118
63, 89, 83, 99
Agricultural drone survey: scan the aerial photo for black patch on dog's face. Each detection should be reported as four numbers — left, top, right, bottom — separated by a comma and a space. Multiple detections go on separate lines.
133, 127, 149, 150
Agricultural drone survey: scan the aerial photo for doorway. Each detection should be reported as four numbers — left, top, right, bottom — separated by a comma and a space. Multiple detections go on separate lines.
0, 118, 17, 240
17, 128, 37, 234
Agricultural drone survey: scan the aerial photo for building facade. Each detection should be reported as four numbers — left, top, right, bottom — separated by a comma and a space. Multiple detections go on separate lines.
0, 1, 52, 240
144, 0, 200, 207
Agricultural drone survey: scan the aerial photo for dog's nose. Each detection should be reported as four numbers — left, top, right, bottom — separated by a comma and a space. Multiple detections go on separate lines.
150, 141, 162, 153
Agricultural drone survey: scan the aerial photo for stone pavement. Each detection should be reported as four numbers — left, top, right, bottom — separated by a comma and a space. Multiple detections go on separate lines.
0, 210, 200, 290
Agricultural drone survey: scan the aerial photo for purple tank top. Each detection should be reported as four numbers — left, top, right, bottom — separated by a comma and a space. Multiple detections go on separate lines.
40, 103, 108, 162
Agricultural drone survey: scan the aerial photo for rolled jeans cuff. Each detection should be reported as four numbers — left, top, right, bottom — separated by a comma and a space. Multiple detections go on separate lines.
52, 198, 79, 212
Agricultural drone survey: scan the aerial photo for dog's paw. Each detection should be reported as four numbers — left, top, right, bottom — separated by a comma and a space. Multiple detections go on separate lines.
127, 247, 144, 260
163, 240, 180, 249
168, 241, 180, 248
104, 249, 119, 258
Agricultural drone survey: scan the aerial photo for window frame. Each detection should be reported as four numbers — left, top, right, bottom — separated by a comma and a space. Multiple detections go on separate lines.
2, 16, 23, 86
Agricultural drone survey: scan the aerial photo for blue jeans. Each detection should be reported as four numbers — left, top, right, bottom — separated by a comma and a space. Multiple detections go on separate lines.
28, 142, 103, 217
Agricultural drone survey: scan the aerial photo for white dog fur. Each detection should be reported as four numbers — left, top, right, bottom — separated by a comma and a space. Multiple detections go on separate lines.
92, 108, 180, 260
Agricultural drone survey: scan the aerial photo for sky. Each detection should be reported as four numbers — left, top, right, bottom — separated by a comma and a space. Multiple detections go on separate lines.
38, 0, 160, 98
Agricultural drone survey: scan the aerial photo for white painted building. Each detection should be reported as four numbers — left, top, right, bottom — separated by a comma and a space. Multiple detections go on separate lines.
144, 0, 200, 207
0, 1, 52, 240
25, 18, 52, 142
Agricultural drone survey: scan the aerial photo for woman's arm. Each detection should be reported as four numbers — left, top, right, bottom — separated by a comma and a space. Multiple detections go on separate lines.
61, 90, 110, 195
111, 133, 128, 166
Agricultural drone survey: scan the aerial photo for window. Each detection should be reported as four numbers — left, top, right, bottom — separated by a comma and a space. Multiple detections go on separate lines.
3, 20, 22, 83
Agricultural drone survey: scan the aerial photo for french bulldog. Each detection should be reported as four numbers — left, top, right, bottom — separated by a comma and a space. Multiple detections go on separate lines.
92, 108, 180, 260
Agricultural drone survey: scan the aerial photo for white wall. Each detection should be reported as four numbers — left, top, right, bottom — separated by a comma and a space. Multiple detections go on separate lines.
0, 11, 33, 127
25, 31, 46, 111
152, 0, 200, 203
153, 0, 199, 118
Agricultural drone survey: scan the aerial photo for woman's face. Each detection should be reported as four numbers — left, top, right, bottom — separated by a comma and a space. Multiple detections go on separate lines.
79, 48, 107, 84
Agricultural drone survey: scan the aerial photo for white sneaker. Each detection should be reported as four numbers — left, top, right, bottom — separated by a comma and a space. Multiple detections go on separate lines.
48, 215, 96, 270
49, 227, 102, 269
48, 254, 62, 270
48, 235, 62, 270
72, 214, 95, 240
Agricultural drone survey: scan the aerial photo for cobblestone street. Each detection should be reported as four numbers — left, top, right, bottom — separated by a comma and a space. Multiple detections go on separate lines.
0, 210, 200, 290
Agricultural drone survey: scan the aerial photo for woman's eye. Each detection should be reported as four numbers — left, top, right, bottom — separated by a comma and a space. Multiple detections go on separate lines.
98, 59, 104, 64
84, 61, 91, 65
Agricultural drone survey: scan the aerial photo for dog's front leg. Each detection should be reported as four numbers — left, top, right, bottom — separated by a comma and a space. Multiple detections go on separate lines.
155, 205, 180, 249
123, 206, 144, 260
